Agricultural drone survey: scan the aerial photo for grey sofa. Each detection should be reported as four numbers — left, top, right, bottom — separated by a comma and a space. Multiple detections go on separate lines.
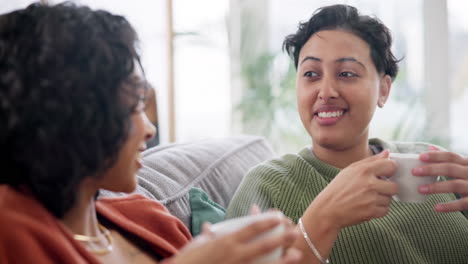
100, 135, 276, 230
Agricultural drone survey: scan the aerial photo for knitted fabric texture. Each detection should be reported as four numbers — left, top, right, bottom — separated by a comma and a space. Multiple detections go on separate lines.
227, 138, 468, 263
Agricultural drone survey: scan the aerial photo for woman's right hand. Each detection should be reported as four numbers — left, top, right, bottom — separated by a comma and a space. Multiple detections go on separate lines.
170, 217, 302, 264
308, 150, 399, 230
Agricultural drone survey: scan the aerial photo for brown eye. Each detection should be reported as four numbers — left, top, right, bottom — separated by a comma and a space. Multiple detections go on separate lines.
134, 95, 146, 112
339, 71, 357, 78
304, 71, 318, 77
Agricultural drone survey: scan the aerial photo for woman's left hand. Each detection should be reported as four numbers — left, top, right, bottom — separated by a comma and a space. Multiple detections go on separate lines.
413, 146, 468, 212
173, 208, 302, 264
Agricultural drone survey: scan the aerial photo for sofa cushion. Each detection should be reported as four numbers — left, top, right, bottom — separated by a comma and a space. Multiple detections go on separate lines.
100, 135, 276, 230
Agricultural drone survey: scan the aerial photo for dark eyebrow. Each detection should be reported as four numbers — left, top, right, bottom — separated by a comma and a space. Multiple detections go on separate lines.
336, 57, 366, 70
300, 56, 366, 70
300, 56, 321, 65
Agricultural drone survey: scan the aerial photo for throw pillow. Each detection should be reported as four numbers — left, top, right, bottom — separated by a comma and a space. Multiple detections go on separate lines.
189, 187, 226, 236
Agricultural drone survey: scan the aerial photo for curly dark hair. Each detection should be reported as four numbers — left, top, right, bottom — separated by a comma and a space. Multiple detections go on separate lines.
283, 4, 399, 80
0, 2, 145, 218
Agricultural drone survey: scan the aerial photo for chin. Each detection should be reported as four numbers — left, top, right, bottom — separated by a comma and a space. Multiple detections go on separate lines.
313, 136, 347, 151
312, 133, 335, 145
123, 186, 137, 193
316, 141, 340, 150
123, 178, 138, 193
104, 176, 138, 194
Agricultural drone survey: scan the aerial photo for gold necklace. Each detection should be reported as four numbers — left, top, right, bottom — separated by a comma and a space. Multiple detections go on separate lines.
73, 224, 113, 255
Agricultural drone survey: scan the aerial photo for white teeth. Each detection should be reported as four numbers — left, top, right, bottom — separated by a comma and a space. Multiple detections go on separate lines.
318, 111, 344, 118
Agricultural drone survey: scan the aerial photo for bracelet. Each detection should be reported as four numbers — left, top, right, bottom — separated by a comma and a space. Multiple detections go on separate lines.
298, 218, 330, 264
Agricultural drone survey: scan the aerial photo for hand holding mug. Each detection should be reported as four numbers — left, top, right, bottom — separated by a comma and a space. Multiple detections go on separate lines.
414, 146, 468, 212
309, 150, 398, 230
173, 211, 301, 264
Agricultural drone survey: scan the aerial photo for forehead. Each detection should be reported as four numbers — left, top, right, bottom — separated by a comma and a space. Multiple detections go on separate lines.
130, 62, 146, 87
298, 30, 372, 65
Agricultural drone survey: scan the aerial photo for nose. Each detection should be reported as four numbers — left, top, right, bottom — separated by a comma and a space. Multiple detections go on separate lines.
318, 75, 339, 101
143, 113, 157, 142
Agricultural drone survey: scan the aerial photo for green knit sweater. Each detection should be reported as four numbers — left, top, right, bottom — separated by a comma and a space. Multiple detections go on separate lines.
226, 138, 468, 263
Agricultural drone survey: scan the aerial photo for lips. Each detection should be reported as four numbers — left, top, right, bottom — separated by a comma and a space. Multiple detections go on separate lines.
135, 158, 143, 169
136, 147, 145, 170
313, 105, 347, 126
138, 144, 147, 152
317, 110, 344, 118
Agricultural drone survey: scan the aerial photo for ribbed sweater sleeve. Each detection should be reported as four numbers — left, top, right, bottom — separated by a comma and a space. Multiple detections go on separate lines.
226, 161, 279, 218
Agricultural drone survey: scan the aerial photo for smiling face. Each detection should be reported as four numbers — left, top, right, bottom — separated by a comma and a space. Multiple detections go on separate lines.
99, 75, 156, 193
101, 106, 155, 193
296, 29, 391, 151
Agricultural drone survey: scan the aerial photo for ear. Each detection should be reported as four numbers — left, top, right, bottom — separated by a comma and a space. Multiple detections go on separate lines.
377, 75, 392, 108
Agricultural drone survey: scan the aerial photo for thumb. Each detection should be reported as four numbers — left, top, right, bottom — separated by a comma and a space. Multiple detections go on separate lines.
379, 149, 390, 158
367, 149, 390, 161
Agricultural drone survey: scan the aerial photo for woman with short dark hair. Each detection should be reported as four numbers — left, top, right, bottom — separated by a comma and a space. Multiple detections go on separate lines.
228, 4, 468, 264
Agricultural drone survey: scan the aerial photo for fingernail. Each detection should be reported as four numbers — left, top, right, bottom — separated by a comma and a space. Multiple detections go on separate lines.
249, 204, 261, 215
413, 167, 424, 175
290, 230, 300, 238
429, 145, 440, 151
291, 251, 302, 261
286, 248, 302, 261
435, 204, 445, 212
419, 185, 429, 193
420, 153, 429, 161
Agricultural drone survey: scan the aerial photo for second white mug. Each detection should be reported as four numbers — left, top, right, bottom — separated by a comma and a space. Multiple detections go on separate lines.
388, 153, 439, 203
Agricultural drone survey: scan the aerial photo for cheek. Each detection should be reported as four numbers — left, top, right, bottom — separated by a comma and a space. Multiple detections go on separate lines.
351, 90, 378, 122
297, 85, 316, 110
297, 88, 318, 126
351, 81, 379, 105
130, 113, 146, 137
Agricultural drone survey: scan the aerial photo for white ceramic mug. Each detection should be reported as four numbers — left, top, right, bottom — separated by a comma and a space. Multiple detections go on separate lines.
388, 153, 439, 203
209, 211, 285, 264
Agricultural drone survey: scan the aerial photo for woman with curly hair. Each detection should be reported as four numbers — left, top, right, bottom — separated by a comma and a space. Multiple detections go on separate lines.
0, 3, 301, 263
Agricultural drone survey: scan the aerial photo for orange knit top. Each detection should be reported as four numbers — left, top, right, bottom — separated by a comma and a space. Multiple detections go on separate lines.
0, 185, 191, 263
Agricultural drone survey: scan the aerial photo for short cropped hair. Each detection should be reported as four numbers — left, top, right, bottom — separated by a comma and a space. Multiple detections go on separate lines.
283, 4, 399, 80
0, 2, 144, 217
